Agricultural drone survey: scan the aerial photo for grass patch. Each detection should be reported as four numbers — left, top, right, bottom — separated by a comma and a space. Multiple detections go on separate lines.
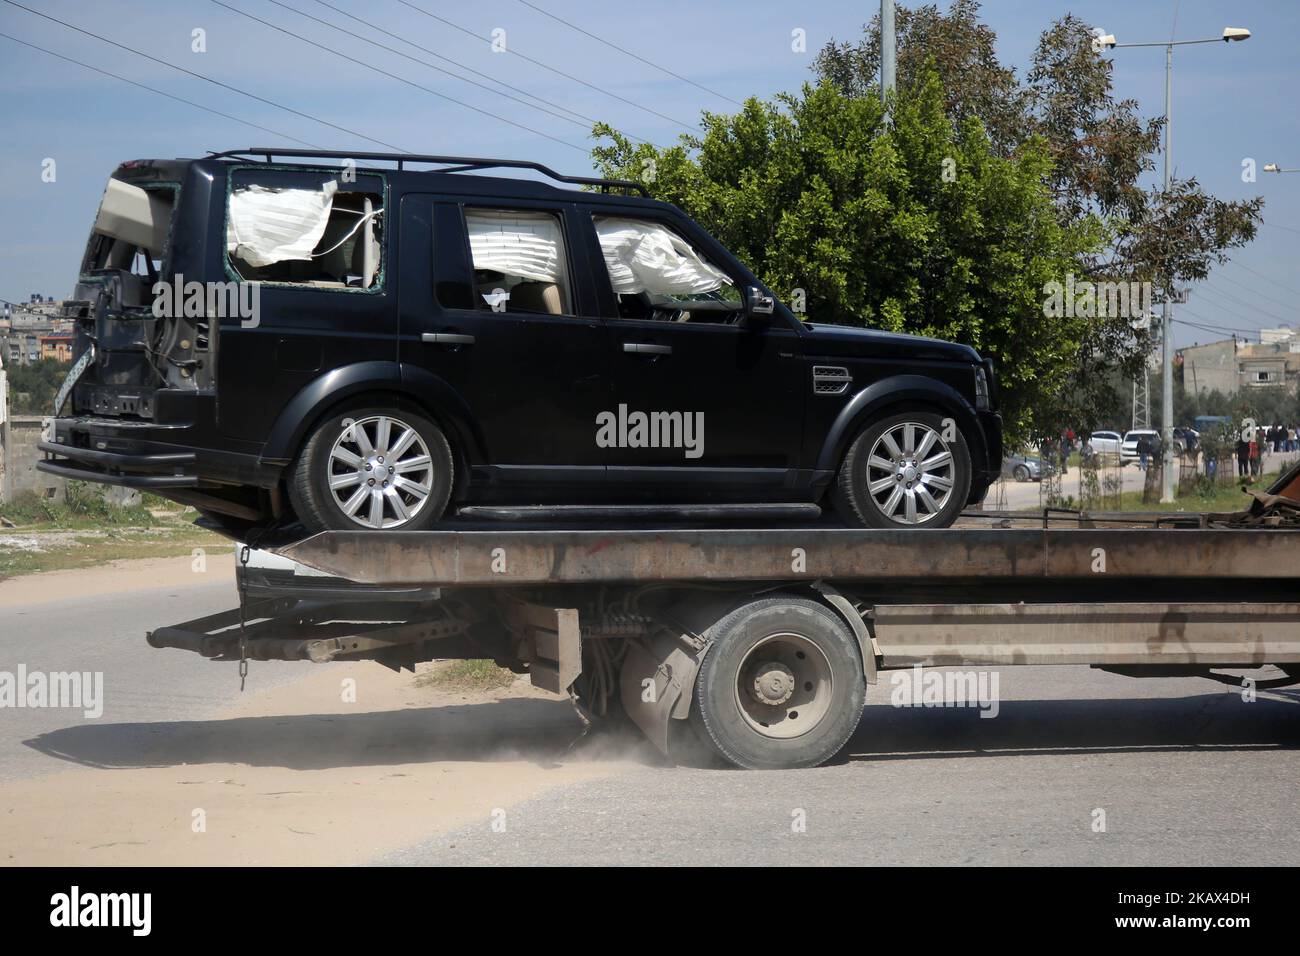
0, 526, 227, 578
414, 659, 518, 691
1111, 471, 1284, 514
0, 483, 184, 529
0, 483, 225, 579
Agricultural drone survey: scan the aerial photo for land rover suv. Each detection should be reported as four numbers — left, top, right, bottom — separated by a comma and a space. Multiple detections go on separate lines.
39, 149, 1002, 534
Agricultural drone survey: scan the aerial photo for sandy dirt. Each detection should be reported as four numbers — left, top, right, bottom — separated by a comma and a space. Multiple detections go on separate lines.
2, 660, 648, 866
0, 555, 649, 865
0, 551, 235, 608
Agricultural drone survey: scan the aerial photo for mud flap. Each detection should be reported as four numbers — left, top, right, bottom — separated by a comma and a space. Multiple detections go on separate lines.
505, 603, 581, 695
811, 581, 878, 684
619, 631, 703, 757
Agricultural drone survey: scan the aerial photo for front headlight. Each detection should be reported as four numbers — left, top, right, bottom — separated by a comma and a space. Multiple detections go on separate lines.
974, 366, 990, 409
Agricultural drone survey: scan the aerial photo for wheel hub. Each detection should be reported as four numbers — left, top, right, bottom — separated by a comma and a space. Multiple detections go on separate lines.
361, 454, 395, 488
750, 662, 796, 706
734, 632, 834, 740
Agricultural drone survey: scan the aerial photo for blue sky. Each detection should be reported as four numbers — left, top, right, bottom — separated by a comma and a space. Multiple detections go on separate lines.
0, 0, 1296, 347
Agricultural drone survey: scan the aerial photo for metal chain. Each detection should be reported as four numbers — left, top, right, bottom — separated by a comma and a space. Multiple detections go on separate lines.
237, 544, 251, 691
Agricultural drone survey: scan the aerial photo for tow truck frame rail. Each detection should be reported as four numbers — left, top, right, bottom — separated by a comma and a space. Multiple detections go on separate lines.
146, 512, 1300, 770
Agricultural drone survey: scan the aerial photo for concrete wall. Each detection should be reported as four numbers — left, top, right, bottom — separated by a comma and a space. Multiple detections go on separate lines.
1, 414, 65, 503
1181, 338, 1239, 396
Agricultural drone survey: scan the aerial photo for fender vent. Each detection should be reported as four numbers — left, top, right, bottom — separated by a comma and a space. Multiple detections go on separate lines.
812, 366, 851, 395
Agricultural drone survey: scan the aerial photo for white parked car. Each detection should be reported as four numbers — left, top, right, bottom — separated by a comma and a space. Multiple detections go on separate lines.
1121, 429, 1160, 463
1089, 430, 1122, 455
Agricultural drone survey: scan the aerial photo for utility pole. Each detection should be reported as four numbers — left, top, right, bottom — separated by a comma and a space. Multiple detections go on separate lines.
1159, 43, 1174, 502
1098, 25, 1252, 504
881, 0, 896, 121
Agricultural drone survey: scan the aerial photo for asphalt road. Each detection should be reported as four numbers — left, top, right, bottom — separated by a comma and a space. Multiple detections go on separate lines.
385, 666, 1300, 866
0, 577, 315, 781
3, 565, 1297, 866
991, 450, 1298, 512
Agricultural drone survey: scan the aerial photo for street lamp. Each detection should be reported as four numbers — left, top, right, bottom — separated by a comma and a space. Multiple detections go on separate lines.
1264, 163, 1299, 173
1095, 25, 1251, 503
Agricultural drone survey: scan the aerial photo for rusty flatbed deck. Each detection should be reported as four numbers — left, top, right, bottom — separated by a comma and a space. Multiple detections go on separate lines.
276, 526, 1300, 587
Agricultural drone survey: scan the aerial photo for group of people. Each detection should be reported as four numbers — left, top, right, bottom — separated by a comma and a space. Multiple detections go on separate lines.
1236, 425, 1297, 478
1038, 423, 1298, 481
1040, 428, 1077, 475
1262, 424, 1299, 454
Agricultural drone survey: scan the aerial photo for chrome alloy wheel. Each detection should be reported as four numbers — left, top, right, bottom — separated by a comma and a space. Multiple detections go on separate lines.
864, 420, 955, 525
326, 415, 435, 529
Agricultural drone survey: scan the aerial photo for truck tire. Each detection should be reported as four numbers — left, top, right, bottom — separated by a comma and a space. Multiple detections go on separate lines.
834, 410, 972, 528
289, 404, 453, 532
688, 596, 866, 770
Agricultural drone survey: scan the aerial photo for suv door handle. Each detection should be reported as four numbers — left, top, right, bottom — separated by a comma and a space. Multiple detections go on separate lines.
623, 342, 672, 355
422, 333, 476, 345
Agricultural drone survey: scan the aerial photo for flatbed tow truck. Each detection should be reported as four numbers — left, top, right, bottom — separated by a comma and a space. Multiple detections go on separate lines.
146, 465, 1300, 769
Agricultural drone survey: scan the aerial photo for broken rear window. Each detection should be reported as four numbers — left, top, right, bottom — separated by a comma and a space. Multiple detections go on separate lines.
81, 177, 179, 283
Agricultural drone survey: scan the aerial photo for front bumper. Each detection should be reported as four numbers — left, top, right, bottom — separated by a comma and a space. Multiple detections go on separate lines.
971, 409, 1003, 489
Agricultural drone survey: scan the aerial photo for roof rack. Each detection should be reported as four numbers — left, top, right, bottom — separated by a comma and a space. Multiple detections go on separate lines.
205, 148, 649, 197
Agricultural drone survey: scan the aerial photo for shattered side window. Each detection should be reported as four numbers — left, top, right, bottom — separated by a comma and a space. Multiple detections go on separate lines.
226, 168, 385, 291
592, 215, 741, 325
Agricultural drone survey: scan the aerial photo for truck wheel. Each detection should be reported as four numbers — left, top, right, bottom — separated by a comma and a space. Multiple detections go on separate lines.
689, 596, 866, 770
834, 411, 971, 528
289, 405, 453, 532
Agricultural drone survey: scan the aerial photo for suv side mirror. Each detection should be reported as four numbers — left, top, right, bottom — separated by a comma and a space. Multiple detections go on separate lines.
746, 286, 775, 318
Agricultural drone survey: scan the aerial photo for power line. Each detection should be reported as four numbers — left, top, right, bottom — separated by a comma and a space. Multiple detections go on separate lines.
1205, 269, 1298, 314
1, 0, 402, 150
1224, 259, 1300, 300
1261, 220, 1300, 236
1193, 281, 1293, 326
1180, 284, 1259, 327
0, 31, 323, 148
208, 0, 586, 152
514, 0, 743, 107
1175, 317, 1246, 338
280, 0, 597, 132
1175, 306, 1258, 337
394, 0, 696, 133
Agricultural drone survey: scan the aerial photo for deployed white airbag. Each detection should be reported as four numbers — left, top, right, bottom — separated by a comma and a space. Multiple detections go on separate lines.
227, 180, 339, 268
465, 209, 565, 283
594, 217, 729, 296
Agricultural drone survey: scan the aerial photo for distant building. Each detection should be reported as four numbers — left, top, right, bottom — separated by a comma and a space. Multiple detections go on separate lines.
38, 334, 73, 362
1181, 335, 1300, 396
0, 301, 69, 366
1180, 338, 1240, 395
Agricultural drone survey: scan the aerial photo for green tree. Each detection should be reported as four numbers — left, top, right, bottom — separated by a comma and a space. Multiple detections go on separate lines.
812, 3, 1263, 426
593, 69, 1100, 442
5, 358, 66, 413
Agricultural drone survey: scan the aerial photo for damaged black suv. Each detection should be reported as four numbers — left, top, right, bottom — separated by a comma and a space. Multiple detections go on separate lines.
39, 149, 1002, 534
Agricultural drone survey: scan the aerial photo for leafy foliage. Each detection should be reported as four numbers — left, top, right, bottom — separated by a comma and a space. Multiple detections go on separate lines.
4, 358, 66, 414
594, 71, 1098, 441
592, 2, 1264, 444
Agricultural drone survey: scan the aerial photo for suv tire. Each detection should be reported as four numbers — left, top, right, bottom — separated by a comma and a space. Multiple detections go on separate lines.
288, 404, 454, 532
834, 410, 971, 528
